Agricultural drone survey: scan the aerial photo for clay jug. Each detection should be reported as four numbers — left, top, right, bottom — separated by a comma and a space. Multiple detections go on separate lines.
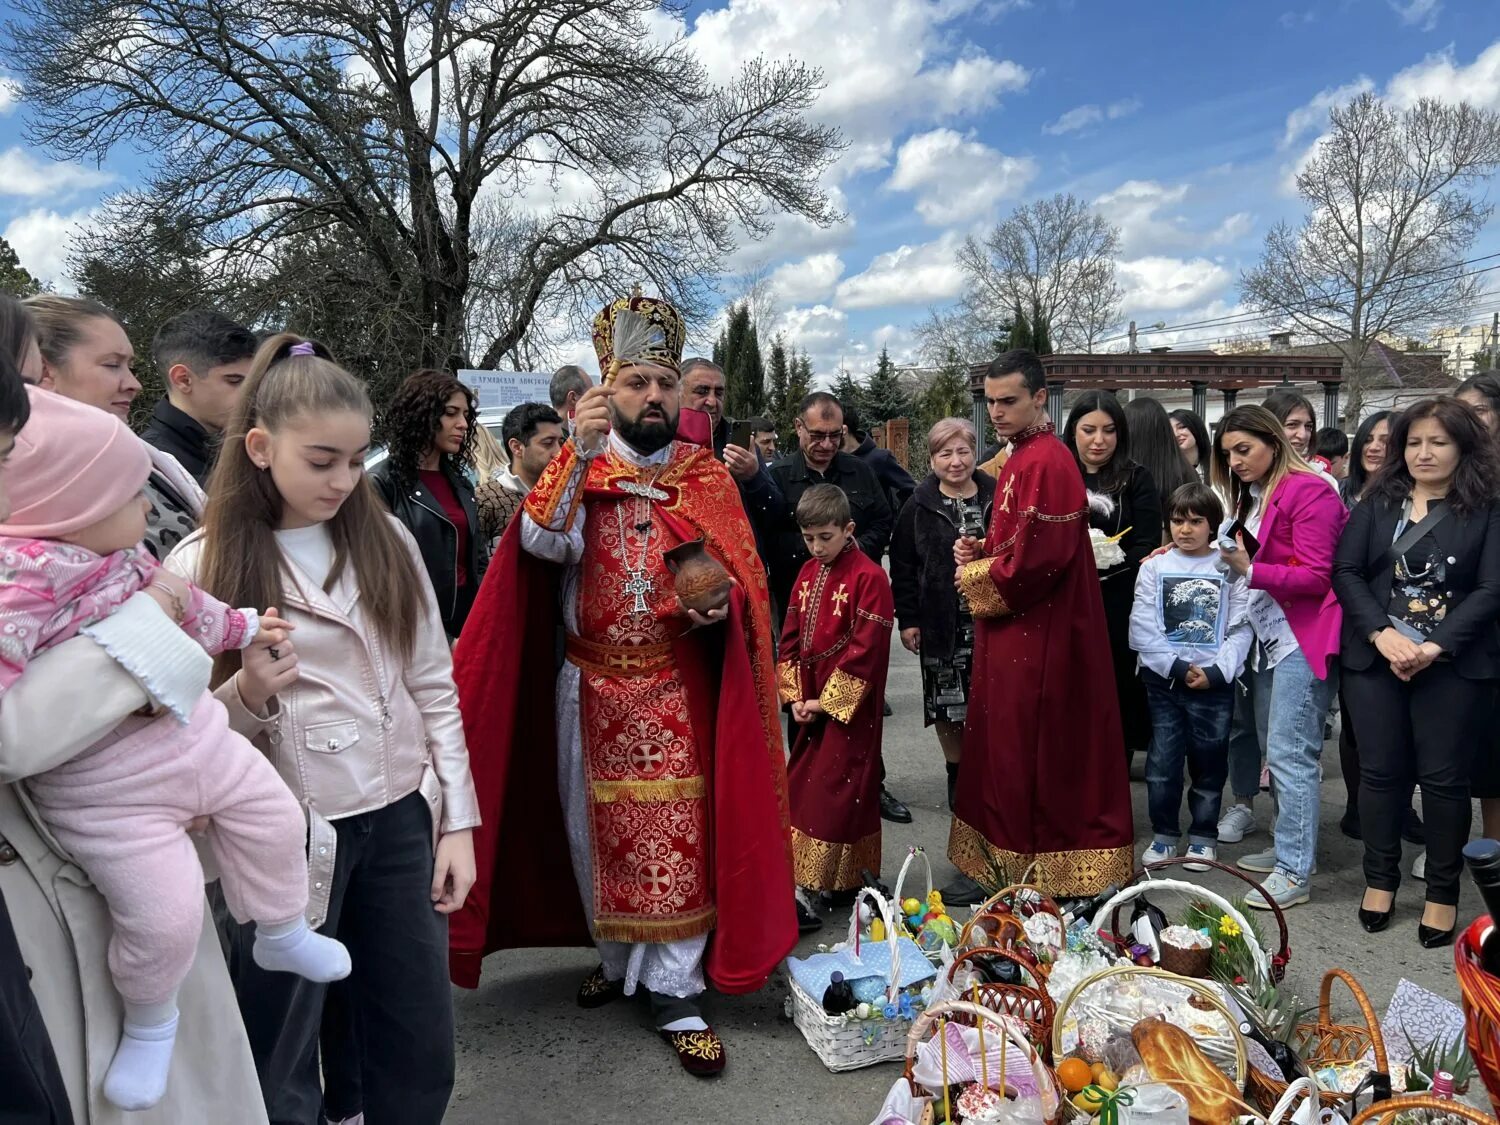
663, 538, 732, 614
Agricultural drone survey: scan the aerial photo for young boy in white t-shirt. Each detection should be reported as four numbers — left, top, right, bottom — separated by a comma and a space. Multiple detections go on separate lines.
1130, 481, 1253, 872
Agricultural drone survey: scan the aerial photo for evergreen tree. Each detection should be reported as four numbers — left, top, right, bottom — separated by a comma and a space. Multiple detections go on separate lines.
1031, 300, 1054, 356
718, 301, 766, 417
766, 334, 791, 432
784, 350, 812, 444
863, 345, 912, 423
917, 349, 973, 437
0, 237, 42, 297
1007, 301, 1033, 352
831, 368, 867, 420
712, 330, 725, 371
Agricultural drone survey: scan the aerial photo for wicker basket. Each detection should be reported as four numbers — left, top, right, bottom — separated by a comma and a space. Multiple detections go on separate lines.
1050, 964, 1250, 1086
903, 999, 1073, 1125
893, 846, 950, 965
1349, 1095, 1497, 1124
1456, 916, 1500, 1117
789, 885, 921, 1072
946, 947, 1057, 1058
958, 882, 1065, 973
1246, 969, 1389, 1115
1091, 877, 1272, 984
1124, 856, 1292, 983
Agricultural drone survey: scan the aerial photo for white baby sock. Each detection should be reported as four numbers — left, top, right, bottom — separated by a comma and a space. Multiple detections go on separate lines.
252, 918, 351, 982
104, 1004, 179, 1111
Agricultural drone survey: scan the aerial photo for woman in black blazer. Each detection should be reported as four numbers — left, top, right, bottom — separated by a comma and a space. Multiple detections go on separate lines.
1333, 397, 1500, 947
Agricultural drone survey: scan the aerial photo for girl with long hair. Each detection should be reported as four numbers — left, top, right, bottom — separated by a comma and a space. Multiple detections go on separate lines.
1169, 408, 1212, 479
1456, 372, 1500, 435
166, 334, 478, 1124
1334, 397, 1500, 946
1125, 396, 1196, 506
889, 417, 996, 809
1341, 411, 1393, 509
1212, 404, 1347, 910
1063, 391, 1163, 758
371, 370, 484, 638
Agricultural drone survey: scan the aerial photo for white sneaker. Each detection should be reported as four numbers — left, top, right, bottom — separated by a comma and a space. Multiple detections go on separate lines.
1182, 844, 1218, 873
1412, 851, 1427, 881
1217, 804, 1257, 844
1141, 840, 1177, 867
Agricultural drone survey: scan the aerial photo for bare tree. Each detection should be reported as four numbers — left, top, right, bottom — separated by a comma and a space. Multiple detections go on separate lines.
1242, 92, 1500, 421
7, 0, 842, 369
956, 193, 1123, 354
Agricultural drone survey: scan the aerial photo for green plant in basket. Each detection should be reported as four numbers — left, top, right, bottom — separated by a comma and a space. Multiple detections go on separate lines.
1182, 899, 1266, 985
1228, 977, 1315, 1080
1403, 1028, 1476, 1095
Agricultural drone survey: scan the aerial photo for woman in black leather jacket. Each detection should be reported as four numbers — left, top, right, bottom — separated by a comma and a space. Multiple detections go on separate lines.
372, 370, 483, 638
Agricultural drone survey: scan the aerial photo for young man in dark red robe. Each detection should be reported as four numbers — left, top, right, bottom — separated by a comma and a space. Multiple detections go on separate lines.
777, 485, 894, 917
947, 350, 1134, 903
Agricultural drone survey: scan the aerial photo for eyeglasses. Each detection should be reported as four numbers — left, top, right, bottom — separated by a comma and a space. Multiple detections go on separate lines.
802, 427, 845, 445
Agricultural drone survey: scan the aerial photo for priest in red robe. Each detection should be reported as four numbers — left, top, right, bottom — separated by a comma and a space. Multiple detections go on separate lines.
777, 484, 895, 908
449, 295, 796, 1076
947, 350, 1134, 902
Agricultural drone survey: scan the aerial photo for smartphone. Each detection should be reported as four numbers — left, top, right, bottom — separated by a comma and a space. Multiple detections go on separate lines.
728, 418, 755, 451
1218, 519, 1260, 560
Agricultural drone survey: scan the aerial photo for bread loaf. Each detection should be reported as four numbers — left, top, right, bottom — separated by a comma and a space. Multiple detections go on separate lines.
1131, 1017, 1239, 1125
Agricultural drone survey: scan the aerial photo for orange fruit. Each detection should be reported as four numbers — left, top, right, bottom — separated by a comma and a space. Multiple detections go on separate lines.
1057, 1057, 1093, 1093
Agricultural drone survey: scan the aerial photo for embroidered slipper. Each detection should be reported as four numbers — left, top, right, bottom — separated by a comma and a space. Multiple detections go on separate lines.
575, 966, 624, 1009
659, 1026, 726, 1077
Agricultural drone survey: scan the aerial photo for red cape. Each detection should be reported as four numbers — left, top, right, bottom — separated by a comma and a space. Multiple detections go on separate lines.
449, 444, 797, 994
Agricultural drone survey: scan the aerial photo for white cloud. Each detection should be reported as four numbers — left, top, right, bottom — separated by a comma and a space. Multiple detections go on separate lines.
0, 148, 112, 199
768, 253, 846, 305
1117, 256, 1232, 313
1280, 77, 1375, 149
0, 78, 19, 114
1279, 9, 1316, 28
886, 128, 1036, 225
1390, 0, 1441, 31
678, 0, 1030, 181
1093, 180, 1251, 257
834, 235, 966, 311
1042, 97, 1141, 136
3, 208, 94, 287
1385, 39, 1500, 110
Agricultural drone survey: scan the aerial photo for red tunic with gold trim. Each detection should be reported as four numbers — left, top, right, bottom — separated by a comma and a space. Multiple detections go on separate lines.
777, 542, 893, 892
448, 434, 797, 993
949, 422, 1133, 896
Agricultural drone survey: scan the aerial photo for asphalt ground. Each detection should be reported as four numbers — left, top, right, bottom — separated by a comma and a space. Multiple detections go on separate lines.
445, 639, 1476, 1125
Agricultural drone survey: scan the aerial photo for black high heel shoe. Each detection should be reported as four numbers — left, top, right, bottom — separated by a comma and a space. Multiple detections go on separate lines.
1358, 894, 1395, 933
1418, 921, 1457, 948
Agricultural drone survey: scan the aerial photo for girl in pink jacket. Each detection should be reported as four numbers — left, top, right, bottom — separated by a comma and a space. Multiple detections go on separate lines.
0, 387, 350, 1111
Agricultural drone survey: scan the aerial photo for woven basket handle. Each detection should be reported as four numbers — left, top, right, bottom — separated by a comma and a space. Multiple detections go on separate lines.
947, 946, 1046, 991
1134, 856, 1292, 968
1349, 1095, 1496, 1124
892, 846, 935, 922
847, 885, 901, 1004
1319, 968, 1389, 1071
1092, 878, 1271, 981
1264, 1077, 1321, 1125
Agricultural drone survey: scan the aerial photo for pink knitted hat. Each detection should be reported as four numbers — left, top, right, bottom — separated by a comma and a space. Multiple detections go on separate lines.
0, 385, 153, 538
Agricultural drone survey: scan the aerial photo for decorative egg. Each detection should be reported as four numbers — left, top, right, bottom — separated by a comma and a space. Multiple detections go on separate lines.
855, 1002, 872, 1019
902, 897, 922, 916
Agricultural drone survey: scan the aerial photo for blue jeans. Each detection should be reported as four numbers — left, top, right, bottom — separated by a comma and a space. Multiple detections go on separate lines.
1249, 648, 1338, 884
1225, 669, 1262, 802
1143, 670, 1233, 844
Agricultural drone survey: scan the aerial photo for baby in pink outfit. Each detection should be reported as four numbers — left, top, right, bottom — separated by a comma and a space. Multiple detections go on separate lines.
0, 387, 351, 1111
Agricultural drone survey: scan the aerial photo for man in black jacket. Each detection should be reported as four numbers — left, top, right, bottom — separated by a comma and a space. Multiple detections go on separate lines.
841, 401, 917, 526
140, 310, 258, 485
770, 392, 909, 824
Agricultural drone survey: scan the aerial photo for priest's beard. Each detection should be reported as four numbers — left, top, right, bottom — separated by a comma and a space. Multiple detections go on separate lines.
613, 404, 678, 455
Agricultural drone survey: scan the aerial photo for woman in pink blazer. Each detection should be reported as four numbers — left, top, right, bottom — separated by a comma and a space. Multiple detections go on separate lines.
1213, 404, 1347, 910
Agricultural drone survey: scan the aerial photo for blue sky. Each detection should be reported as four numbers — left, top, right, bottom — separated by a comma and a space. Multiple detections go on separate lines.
4, 0, 1500, 378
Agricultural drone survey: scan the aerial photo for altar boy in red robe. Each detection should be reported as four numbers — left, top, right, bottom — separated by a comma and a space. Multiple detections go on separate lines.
778, 484, 894, 917
948, 350, 1133, 904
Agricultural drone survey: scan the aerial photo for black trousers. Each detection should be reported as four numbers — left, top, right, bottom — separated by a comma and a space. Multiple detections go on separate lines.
0, 886, 74, 1125
228, 791, 454, 1125
1345, 662, 1489, 906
